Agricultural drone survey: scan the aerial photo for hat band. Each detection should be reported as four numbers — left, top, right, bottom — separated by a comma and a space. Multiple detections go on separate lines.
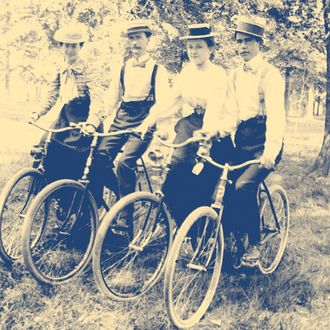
236, 22, 264, 37
127, 26, 151, 34
189, 27, 212, 37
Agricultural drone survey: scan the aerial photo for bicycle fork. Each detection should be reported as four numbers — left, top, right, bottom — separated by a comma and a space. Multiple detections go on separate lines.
188, 165, 230, 272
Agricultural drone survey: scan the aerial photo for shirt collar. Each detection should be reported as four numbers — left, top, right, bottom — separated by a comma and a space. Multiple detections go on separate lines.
242, 53, 263, 71
60, 58, 85, 74
131, 53, 150, 67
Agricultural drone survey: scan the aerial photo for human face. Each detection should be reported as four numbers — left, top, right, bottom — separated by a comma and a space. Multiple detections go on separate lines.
187, 39, 211, 67
127, 32, 149, 59
235, 32, 260, 62
61, 43, 82, 63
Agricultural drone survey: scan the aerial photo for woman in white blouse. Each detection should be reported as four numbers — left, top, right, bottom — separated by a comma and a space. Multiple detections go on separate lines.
139, 23, 235, 227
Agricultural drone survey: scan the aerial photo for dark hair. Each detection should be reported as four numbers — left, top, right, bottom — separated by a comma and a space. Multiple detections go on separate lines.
204, 37, 215, 48
234, 32, 263, 45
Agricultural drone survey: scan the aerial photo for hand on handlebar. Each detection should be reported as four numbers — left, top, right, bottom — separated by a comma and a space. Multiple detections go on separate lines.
30, 112, 40, 123
79, 122, 96, 136
259, 154, 275, 170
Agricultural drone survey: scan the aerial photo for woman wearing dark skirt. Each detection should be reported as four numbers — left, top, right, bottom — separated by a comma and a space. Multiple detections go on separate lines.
138, 24, 237, 227
30, 24, 104, 183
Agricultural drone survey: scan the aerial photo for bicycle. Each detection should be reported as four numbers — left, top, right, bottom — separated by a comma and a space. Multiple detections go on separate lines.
0, 122, 80, 265
92, 135, 201, 301
21, 125, 152, 285
164, 144, 290, 329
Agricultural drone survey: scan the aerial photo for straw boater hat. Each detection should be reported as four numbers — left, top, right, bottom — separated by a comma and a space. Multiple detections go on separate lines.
121, 20, 156, 37
179, 23, 219, 40
54, 25, 88, 43
234, 17, 265, 39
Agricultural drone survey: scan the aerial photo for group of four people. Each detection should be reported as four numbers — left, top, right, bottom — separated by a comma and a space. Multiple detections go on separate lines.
30, 17, 286, 263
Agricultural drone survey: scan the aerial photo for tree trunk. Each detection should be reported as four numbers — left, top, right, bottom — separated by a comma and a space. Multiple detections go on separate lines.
284, 67, 291, 115
5, 49, 10, 94
312, 33, 330, 176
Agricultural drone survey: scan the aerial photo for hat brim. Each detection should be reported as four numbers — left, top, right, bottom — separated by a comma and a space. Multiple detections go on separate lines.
233, 28, 264, 39
179, 33, 219, 40
54, 33, 87, 43
121, 29, 157, 37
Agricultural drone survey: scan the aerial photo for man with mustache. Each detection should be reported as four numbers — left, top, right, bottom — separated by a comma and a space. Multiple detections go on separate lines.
216, 17, 286, 262
90, 20, 170, 208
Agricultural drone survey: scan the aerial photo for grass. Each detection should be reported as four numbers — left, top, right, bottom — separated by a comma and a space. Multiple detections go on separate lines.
0, 116, 329, 329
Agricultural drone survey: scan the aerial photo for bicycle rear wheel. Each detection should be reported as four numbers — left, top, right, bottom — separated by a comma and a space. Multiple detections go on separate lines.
93, 191, 172, 301
164, 206, 224, 329
21, 179, 98, 284
258, 184, 289, 274
0, 168, 46, 264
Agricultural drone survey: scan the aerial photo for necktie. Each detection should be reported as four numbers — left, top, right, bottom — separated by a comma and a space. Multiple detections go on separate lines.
243, 63, 256, 74
59, 67, 79, 104
132, 61, 146, 68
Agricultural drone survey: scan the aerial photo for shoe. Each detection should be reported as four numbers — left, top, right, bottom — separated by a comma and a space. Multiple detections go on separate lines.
242, 244, 261, 263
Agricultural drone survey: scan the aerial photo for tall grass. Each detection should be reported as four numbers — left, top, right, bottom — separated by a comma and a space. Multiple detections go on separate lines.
0, 118, 329, 329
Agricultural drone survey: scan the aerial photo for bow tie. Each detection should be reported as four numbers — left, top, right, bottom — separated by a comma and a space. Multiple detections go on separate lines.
243, 63, 257, 74
132, 61, 147, 68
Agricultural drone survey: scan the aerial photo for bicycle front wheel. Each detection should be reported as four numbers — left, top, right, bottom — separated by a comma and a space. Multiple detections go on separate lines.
93, 191, 172, 301
21, 179, 98, 284
0, 168, 46, 264
258, 184, 289, 274
164, 206, 224, 329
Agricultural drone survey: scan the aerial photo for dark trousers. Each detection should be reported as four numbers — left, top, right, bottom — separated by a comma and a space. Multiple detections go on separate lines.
163, 113, 234, 227
89, 127, 153, 206
222, 162, 271, 245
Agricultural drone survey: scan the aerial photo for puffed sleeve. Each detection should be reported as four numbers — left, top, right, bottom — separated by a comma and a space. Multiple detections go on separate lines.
262, 68, 286, 161
38, 72, 60, 117
217, 69, 239, 137
84, 65, 106, 127
103, 63, 123, 117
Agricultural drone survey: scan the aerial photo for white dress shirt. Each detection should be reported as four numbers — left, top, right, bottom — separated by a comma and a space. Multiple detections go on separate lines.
104, 54, 170, 115
223, 54, 286, 161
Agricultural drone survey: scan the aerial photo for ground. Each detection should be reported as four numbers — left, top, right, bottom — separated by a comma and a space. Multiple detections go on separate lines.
0, 105, 329, 329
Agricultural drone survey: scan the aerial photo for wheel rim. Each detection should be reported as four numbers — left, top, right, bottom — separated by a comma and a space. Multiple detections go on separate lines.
259, 188, 289, 274
98, 197, 170, 299
168, 215, 223, 327
0, 171, 45, 261
26, 184, 96, 282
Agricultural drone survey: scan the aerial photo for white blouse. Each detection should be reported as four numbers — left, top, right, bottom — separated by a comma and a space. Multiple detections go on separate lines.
150, 60, 229, 132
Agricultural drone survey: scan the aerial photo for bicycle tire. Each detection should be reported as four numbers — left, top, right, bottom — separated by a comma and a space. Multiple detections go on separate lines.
164, 206, 224, 329
0, 168, 46, 264
21, 179, 98, 284
93, 191, 172, 301
258, 184, 289, 274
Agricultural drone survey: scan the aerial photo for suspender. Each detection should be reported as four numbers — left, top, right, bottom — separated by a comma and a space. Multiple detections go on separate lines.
233, 63, 273, 117
258, 63, 272, 116
119, 62, 159, 102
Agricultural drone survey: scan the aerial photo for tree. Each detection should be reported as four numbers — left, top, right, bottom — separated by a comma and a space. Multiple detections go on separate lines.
313, 0, 330, 176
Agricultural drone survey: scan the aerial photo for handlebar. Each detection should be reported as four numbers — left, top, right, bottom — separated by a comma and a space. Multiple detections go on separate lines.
153, 135, 201, 148
200, 156, 260, 171
29, 121, 140, 138
29, 121, 80, 133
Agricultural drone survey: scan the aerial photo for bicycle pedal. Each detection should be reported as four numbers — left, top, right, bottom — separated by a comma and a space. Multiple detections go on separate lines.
240, 259, 258, 268
58, 231, 70, 236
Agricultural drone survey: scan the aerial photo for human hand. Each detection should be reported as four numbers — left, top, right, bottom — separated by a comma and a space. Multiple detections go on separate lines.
259, 154, 275, 170
80, 122, 96, 136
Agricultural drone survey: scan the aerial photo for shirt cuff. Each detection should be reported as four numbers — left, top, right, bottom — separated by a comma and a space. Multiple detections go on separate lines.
86, 113, 102, 128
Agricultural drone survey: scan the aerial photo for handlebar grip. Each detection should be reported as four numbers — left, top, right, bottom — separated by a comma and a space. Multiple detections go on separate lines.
192, 162, 205, 176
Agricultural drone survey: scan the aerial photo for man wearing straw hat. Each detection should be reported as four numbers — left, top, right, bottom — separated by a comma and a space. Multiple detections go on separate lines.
30, 23, 104, 182
91, 19, 170, 204
217, 17, 286, 263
